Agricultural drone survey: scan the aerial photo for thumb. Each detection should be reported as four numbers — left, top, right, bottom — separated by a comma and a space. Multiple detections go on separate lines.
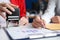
36, 16, 41, 20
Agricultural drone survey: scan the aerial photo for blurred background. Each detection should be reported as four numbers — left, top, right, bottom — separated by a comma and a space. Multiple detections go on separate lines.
26, 0, 48, 22
26, 0, 48, 13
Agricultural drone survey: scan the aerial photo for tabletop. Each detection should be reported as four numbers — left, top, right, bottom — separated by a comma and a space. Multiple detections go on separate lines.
0, 24, 60, 40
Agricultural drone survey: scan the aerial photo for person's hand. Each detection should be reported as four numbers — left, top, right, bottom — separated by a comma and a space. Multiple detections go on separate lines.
51, 16, 60, 23
32, 16, 45, 28
0, 2, 18, 19
19, 17, 29, 26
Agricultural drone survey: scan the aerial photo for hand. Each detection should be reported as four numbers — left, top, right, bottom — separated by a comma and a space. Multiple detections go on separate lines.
19, 17, 29, 26
51, 16, 60, 23
0, 2, 18, 19
32, 16, 45, 28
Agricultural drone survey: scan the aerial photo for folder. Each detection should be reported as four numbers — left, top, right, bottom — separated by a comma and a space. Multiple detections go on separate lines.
4, 27, 60, 40
46, 24, 60, 30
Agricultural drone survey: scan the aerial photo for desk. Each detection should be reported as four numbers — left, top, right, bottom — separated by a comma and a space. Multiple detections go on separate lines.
31, 37, 60, 40
0, 29, 9, 40
0, 24, 60, 40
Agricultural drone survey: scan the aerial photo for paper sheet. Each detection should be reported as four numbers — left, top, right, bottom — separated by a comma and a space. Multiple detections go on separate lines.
6, 27, 57, 39
5, 24, 60, 39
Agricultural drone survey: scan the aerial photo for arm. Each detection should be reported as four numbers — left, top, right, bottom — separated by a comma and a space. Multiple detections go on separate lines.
10, 0, 26, 18
32, 0, 57, 28
11, 0, 28, 26
19, 0, 26, 18
0, 0, 10, 3
41, 0, 57, 23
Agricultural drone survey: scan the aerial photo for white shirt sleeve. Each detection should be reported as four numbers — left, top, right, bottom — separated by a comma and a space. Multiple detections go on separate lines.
0, 0, 10, 3
41, 0, 57, 23
0, 12, 6, 27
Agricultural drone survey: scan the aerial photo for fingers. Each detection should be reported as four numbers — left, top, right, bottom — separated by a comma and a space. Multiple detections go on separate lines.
1, 7, 12, 14
42, 19, 46, 28
20, 20, 28, 26
0, 3, 19, 19
9, 3, 18, 8
51, 16, 60, 23
19, 17, 29, 26
32, 16, 45, 28
32, 18, 42, 28
0, 3, 18, 15
5, 3, 15, 12
32, 20, 41, 28
34, 17, 45, 26
0, 3, 13, 14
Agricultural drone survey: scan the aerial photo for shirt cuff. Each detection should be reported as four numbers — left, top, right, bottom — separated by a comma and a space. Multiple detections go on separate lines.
41, 16, 51, 24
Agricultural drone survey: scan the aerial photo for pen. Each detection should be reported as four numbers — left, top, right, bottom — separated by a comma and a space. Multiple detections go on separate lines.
37, 10, 46, 28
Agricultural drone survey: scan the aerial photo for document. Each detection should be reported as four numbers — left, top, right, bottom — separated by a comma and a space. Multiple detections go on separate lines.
4, 23, 60, 39
5, 27, 58, 39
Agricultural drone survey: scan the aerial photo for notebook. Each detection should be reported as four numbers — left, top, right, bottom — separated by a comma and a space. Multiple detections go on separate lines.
4, 27, 60, 40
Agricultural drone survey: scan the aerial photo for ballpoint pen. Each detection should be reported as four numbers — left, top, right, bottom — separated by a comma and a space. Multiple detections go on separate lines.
37, 9, 46, 28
